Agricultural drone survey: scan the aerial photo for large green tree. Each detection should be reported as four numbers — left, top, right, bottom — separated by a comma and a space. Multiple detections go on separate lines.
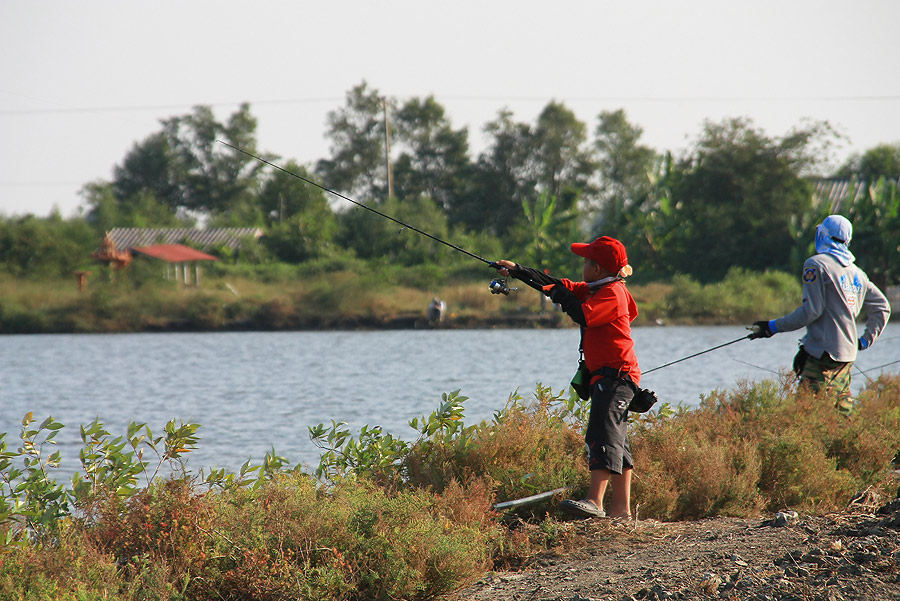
452, 110, 536, 237
836, 143, 900, 181
593, 109, 657, 221
391, 96, 472, 213
663, 118, 835, 281
112, 132, 180, 212
316, 82, 390, 202
109, 104, 264, 220
160, 104, 263, 216
258, 160, 337, 262
457, 103, 595, 241
335, 195, 454, 265
530, 101, 596, 209
590, 110, 670, 274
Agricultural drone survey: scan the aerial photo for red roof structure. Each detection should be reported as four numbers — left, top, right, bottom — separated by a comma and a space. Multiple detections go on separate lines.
132, 244, 218, 263
109, 227, 263, 251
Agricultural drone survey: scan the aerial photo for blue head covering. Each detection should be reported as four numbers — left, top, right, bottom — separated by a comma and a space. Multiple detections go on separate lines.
814, 214, 855, 266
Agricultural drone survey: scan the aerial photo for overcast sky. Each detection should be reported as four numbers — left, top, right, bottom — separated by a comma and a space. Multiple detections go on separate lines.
2, 0, 899, 218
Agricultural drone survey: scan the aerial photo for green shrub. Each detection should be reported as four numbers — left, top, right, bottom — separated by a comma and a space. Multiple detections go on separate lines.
660, 267, 800, 324
311, 387, 588, 507
183, 292, 226, 329
202, 473, 496, 601
0, 299, 49, 333
0, 521, 122, 601
403, 386, 587, 504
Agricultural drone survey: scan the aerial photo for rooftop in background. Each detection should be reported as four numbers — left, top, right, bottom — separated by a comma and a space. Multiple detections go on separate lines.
132, 244, 218, 263
108, 227, 263, 251
811, 177, 900, 213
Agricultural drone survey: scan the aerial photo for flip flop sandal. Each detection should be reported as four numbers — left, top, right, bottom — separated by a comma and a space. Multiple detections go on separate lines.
559, 498, 606, 518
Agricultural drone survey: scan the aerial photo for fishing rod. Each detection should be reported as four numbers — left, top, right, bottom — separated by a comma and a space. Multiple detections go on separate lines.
217, 139, 495, 267
642, 334, 751, 376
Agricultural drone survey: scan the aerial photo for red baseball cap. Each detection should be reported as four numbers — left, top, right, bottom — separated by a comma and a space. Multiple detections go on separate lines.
571, 236, 628, 274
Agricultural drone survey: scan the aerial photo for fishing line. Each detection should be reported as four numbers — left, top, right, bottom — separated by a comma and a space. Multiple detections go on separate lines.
732, 358, 779, 375
854, 364, 875, 384
216, 139, 493, 265
642, 335, 751, 376
858, 358, 900, 374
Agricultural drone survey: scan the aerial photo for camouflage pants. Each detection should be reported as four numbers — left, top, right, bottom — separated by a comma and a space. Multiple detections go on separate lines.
795, 348, 853, 415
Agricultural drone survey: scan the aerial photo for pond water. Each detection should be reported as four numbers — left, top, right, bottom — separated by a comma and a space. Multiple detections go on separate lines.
2, 324, 897, 478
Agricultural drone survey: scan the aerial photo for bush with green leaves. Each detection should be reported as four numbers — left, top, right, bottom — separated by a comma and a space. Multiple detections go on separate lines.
0, 414, 203, 546
659, 267, 800, 324
2, 374, 899, 599
311, 386, 591, 507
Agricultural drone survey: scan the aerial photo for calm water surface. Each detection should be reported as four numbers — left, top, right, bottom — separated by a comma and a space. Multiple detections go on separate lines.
2, 325, 897, 478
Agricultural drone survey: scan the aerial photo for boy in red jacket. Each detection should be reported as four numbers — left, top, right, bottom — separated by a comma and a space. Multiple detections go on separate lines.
494, 236, 640, 518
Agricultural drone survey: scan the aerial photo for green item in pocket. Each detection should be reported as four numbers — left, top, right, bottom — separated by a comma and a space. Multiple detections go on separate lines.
570, 360, 591, 400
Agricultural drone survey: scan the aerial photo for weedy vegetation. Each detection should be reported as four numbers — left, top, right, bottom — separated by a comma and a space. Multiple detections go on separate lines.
0, 267, 802, 333
1, 374, 898, 599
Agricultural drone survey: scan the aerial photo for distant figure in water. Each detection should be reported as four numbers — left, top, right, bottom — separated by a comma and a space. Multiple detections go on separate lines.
428, 297, 446, 326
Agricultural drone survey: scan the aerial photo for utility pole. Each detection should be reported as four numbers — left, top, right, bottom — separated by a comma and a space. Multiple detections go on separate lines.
382, 97, 394, 199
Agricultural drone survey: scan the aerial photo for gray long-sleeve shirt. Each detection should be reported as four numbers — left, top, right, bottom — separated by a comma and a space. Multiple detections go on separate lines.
773, 253, 891, 362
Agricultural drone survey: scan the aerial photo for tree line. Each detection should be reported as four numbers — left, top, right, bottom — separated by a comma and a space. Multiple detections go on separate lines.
2, 81, 899, 286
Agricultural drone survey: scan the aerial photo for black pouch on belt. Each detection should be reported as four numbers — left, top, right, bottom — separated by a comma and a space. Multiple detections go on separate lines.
793, 346, 809, 376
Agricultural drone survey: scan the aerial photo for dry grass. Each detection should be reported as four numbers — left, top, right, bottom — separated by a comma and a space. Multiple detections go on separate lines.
2, 266, 808, 333
631, 374, 900, 519
1, 376, 898, 599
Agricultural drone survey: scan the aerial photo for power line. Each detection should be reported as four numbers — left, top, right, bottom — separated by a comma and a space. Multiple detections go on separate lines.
2, 94, 899, 116
0, 97, 344, 116
441, 94, 900, 103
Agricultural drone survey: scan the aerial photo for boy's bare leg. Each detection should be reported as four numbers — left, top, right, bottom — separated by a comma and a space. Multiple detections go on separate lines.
587, 467, 631, 517
609, 468, 632, 517
587, 469, 610, 512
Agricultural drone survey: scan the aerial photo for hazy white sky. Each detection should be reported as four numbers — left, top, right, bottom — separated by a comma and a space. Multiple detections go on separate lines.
2, 0, 899, 218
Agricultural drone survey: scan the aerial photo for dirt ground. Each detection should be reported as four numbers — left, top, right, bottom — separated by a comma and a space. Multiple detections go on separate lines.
448, 496, 900, 601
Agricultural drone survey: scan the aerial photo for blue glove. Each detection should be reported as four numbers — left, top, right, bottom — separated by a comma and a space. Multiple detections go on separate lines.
858, 337, 869, 350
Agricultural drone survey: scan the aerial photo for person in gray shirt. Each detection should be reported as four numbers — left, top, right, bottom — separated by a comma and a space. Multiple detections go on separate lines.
749, 214, 891, 415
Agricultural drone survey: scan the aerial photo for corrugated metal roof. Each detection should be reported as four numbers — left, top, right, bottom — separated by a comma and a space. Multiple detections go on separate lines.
810, 177, 899, 212
810, 179, 867, 212
132, 244, 219, 263
108, 227, 263, 251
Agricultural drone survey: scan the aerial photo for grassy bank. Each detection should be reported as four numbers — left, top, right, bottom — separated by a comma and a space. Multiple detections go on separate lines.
0, 266, 804, 333
1, 375, 899, 600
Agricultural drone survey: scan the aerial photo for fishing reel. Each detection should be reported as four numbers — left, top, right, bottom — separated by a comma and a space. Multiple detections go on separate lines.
489, 276, 516, 295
